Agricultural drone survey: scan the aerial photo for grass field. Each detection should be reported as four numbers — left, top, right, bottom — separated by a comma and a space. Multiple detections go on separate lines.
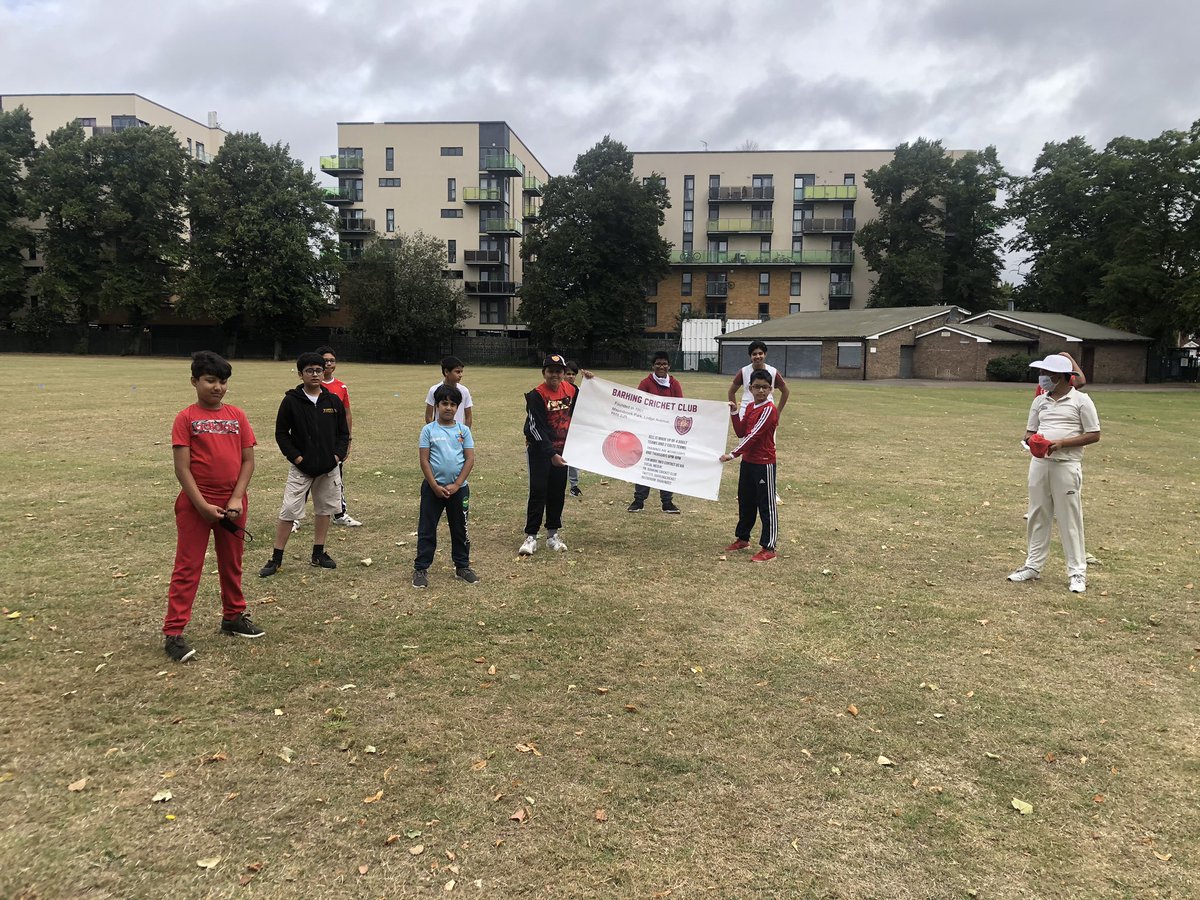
1, 354, 1197, 899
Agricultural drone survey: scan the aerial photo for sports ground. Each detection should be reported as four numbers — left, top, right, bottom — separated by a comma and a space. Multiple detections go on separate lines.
2, 355, 1197, 898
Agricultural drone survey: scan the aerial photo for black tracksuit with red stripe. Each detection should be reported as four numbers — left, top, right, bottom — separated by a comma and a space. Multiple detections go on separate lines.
729, 400, 779, 549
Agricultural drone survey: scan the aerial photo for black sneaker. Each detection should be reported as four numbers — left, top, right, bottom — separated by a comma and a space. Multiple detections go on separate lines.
259, 557, 281, 578
455, 567, 480, 585
627, 500, 644, 512
570, 485, 582, 497
221, 613, 265, 638
412, 569, 428, 589
661, 502, 681, 514
311, 551, 337, 569
164, 634, 196, 663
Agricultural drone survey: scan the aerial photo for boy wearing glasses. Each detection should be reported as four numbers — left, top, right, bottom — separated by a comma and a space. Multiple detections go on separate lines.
316, 345, 362, 527
259, 352, 350, 576
627, 351, 683, 514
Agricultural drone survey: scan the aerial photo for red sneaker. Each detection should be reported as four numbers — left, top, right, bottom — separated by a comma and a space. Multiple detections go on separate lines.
724, 540, 751, 552
750, 549, 777, 562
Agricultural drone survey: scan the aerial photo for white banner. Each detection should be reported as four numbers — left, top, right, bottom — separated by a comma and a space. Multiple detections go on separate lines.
562, 376, 727, 501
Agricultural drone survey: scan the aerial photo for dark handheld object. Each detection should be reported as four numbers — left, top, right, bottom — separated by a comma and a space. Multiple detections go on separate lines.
217, 514, 254, 543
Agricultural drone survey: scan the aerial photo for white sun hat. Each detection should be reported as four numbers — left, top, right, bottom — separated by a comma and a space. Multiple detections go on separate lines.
1028, 355, 1074, 373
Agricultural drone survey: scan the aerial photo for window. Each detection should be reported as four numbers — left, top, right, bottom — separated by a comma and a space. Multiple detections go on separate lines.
75, 117, 96, 127
440, 209, 463, 218
759, 272, 770, 296
683, 209, 693, 233
447, 178, 456, 201
385, 209, 395, 233
642, 176, 666, 187
793, 173, 814, 200
112, 115, 140, 130
683, 175, 694, 202
792, 236, 803, 253
760, 237, 771, 254
645, 303, 658, 328
645, 279, 658, 297
758, 302, 771, 320
340, 178, 363, 201
709, 175, 720, 191
186, 137, 192, 154
479, 299, 504, 324
837, 342, 863, 368
195, 142, 205, 158
790, 272, 801, 296
682, 239, 692, 254
680, 302, 692, 317
385, 147, 394, 171
707, 301, 727, 318
843, 173, 855, 186
440, 146, 464, 156
379, 177, 402, 187
789, 303, 801, 314
681, 272, 692, 296
447, 239, 456, 263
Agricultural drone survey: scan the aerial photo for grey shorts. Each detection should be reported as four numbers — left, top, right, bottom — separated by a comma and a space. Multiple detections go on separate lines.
278, 464, 342, 520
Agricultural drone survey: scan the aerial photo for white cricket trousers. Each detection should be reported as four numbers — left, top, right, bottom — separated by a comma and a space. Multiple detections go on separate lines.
1024, 457, 1086, 577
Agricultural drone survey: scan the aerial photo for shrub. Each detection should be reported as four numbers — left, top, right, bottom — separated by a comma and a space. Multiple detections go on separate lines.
987, 353, 1038, 382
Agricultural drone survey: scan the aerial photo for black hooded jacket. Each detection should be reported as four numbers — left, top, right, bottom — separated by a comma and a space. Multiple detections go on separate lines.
274, 385, 350, 477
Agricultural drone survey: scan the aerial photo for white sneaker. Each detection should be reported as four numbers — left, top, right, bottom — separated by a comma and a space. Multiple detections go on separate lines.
518, 535, 538, 556
1007, 567, 1040, 582
546, 533, 568, 552
291, 520, 301, 533
1068, 574, 1087, 593
334, 513, 362, 527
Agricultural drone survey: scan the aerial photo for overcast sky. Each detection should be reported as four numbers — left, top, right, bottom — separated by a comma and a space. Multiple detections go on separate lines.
3, 0, 1197, 179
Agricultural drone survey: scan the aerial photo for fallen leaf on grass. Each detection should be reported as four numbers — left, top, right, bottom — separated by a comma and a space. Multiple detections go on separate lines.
246, 862, 263, 873
239, 875, 255, 886
363, 790, 383, 803
151, 790, 172, 803
1153, 851, 1172, 861
404, 828, 422, 838
1044, 751, 1057, 763
278, 747, 295, 764
409, 844, 425, 856
847, 704, 859, 717
624, 704, 638, 713
205, 751, 228, 764
1011, 798, 1034, 815
594, 808, 608, 822
111, 572, 128, 579
509, 807, 528, 823
471, 760, 488, 771
877, 756, 895, 767
360, 558, 373, 567
515, 743, 542, 757
196, 856, 221, 869
487, 665, 497, 676
595, 687, 609, 695
68, 777, 88, 792
385, 834, 400, 845
5, 611, 20, 619
364, 745, 377, 754
444, 880, 456, 892
1093, 794, 1105, 804
358, 864, 369, 875
985, 752, 1001, 760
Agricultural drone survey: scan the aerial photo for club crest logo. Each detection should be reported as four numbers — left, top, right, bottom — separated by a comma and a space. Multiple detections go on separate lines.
674, 416, 693, 435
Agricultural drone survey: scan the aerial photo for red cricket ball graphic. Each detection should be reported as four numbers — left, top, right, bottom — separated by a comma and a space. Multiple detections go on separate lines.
602, 430, 643, 468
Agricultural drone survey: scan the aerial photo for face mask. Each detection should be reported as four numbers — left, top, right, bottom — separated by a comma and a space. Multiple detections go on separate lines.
1038, 375, 1055, 392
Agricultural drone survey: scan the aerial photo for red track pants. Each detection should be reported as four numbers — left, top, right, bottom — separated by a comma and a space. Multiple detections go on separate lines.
163, 491, 247, 636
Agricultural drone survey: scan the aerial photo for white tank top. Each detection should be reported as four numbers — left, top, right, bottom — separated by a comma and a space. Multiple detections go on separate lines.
739, 363, 778, 411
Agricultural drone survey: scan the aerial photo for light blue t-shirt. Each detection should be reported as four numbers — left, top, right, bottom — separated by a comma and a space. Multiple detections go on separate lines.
419, 420, 474, 485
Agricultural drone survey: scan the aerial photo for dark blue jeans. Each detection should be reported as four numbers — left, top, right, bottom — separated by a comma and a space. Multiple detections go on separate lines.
415, 482, 470, 570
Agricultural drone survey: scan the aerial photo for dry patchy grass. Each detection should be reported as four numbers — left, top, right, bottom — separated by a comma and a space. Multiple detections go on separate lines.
1, 355, 1198, 899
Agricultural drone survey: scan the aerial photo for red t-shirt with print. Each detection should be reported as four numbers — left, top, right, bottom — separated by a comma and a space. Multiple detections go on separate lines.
171, 403, 256, 495
533, 381, 576, 452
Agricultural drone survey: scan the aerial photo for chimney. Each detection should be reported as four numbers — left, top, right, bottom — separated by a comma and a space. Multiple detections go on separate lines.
207, 111, 219, 129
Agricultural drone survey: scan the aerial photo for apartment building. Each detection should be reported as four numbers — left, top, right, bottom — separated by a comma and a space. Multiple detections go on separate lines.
630, 150, 898, 334
321, 121, 549, 337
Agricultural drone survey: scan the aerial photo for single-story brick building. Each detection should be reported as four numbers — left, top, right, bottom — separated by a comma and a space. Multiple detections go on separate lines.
912, 323, 1036, 380
960, 311, 1151, 384
716, 306, 971, 379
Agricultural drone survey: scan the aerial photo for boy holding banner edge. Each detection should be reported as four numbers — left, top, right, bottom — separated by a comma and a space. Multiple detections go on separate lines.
719, 369, 780, 562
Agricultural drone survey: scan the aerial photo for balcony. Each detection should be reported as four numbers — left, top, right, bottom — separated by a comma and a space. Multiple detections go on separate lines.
708, 186, 775, 202
463, 187, 502, 203
523, 174, 544, 195
481, 217, 522, 237
194, 148, 214, 165
706, 218, 774, 234
670, 249, 855, 266
796, 184, 858, 202
338, 218, 376, 234
829, 282, 853, 297
322, 187, 359, 205
321, 154, 364, 174
464, 249, 503, 265
479, 151, 525, 177
522, 202, 540, 221
465, 280, 519, 296
797, 217, 856, 234
705, 282, 731, 298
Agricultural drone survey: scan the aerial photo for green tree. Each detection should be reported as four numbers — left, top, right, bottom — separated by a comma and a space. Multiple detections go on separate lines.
519, 136, 670, 353
0, 106, 35, 323
179, 132, 341, 359
24, 122, 105, 338
856, 138, 953, 307
92, 126, 189, 352
942, 146, 1009, 309
340, 233, 467, 360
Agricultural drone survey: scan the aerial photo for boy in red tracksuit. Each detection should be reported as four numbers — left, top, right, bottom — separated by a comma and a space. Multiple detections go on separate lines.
719, 368, 780, 562
163, 351, 264, 663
